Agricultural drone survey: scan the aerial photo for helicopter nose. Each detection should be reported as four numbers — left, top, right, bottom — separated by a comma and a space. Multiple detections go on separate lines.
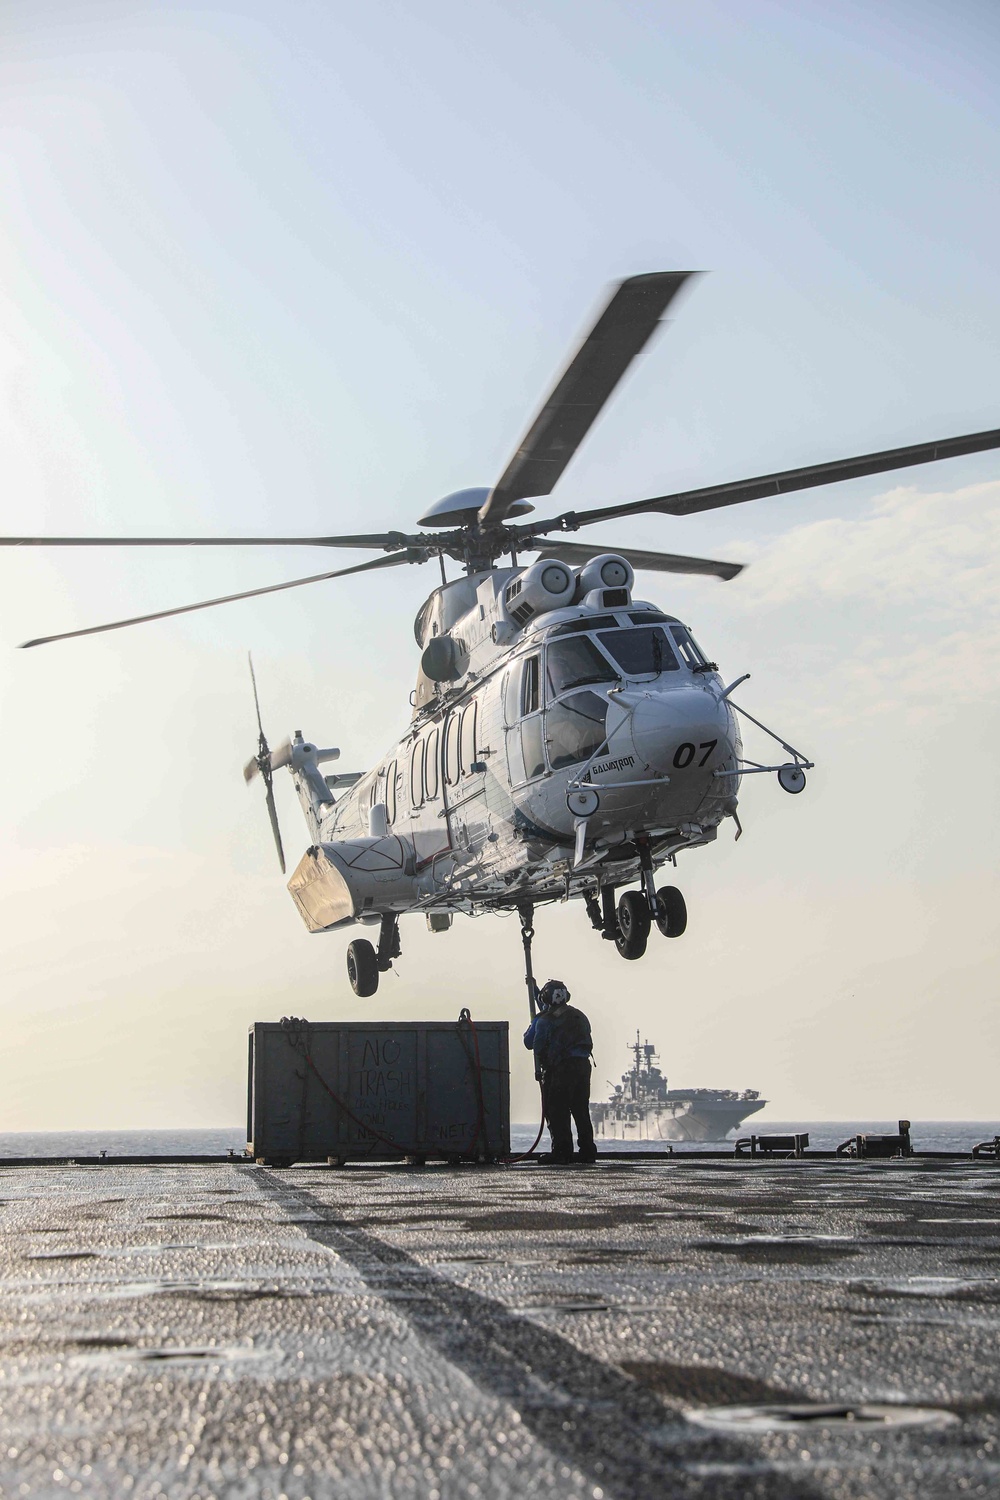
626, 687, 732, 776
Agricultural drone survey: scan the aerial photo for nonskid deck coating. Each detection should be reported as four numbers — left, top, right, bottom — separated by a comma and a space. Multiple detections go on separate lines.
0, 1158, 997, 1498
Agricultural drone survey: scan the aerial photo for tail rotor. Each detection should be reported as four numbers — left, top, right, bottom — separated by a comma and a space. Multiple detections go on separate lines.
244, 653, 287, 874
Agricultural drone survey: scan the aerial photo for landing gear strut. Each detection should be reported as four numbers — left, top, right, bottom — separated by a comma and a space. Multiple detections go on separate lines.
346, 914, 401, 997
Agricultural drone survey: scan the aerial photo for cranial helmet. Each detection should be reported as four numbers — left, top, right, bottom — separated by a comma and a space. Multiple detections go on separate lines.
538, 979, 571, 1011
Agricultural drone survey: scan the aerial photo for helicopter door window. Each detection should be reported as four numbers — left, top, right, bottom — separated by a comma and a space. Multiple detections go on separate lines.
597, 626, 679, 677
444, 713, 461, 786
386, 759, 398, 824
546, 689, 609, 770
517, 654, 545, 779
522, 655, 540, 716
520, 715, 546, 780
425, 728, 440, 800
409, 739, 425, 809
503, 664, 521, 728
545, 637, 617, 699
460, 701, 478, 776
669, 623, 707, 670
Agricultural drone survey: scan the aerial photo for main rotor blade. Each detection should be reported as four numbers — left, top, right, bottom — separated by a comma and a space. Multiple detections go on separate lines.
531, 539, 743, 582
0, 532, 414, 549
479, 272, 695, 527
19, 549, 428, 648
540, 426, 1000, 530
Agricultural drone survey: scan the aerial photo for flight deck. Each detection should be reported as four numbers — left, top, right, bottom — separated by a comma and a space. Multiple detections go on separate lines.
0, 1153, 996, 1498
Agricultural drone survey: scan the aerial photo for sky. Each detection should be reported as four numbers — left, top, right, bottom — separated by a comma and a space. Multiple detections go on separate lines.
0, 0, 998, 1131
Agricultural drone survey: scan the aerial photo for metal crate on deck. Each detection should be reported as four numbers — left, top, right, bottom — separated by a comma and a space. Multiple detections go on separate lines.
247, 1018, 510, 1164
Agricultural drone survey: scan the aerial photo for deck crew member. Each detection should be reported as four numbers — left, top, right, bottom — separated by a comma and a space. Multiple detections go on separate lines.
523, 980, 597, 1164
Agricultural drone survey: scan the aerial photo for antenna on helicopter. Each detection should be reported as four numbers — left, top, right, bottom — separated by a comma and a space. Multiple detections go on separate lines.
243, 653, 287, 875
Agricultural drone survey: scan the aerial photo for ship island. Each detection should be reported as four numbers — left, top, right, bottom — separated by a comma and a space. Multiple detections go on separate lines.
590, 1033, 767, 1143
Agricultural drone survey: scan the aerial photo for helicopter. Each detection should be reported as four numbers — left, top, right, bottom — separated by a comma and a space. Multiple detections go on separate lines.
7, 272, 1000, 999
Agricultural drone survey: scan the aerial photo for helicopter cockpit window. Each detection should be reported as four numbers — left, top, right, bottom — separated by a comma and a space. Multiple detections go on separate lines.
669, 624, 707, 670
549, 614, 618, 638
597, 626, 679, 676
629, 610, 668, 626
546, 690, 609, 770
545, 637, 617, 699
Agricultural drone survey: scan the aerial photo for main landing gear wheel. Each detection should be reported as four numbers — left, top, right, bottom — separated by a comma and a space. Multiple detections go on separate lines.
347, 938, 379, 997
615, 891, 650, 960
655, 885, 687, 938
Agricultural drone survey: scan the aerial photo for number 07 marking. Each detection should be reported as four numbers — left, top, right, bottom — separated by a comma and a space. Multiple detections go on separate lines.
672, 739, 718, 769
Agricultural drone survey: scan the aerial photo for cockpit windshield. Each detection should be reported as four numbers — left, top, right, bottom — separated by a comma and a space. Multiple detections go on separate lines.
668, 623, 708, 669
549, 614, 618, 637
545, 636, 617, 698
597, 626, 679, 677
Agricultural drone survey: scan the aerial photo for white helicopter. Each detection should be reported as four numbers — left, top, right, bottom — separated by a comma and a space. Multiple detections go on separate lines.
9, 273, 1000, 1000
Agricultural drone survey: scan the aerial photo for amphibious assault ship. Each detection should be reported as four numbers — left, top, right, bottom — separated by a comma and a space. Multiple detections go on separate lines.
590, 1033, 767, 1142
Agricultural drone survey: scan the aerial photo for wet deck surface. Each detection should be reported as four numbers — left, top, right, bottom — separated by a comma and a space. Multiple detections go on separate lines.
0, 1158, 997, 1498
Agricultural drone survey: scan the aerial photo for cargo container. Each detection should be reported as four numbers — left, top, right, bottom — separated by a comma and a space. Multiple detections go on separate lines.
248, 1018, 510, 1164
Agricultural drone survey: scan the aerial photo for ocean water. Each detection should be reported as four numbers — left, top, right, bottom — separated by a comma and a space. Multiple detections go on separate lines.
0, 1121, 996, 1158
517, 1120, 1000, 1153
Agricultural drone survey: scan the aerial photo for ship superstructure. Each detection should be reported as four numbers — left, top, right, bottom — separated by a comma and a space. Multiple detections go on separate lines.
590, 1033, 767, 1143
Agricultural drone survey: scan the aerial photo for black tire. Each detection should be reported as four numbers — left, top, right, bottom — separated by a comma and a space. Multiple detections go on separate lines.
655, 885, 687, 938
615, 890, 650, 960
347, 938, 379, 997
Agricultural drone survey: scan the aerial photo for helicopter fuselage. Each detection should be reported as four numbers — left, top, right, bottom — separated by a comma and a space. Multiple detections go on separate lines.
282, 556, 757, 946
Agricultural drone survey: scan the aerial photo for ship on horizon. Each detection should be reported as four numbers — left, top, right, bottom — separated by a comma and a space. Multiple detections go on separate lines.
590, 1033, 767, 1143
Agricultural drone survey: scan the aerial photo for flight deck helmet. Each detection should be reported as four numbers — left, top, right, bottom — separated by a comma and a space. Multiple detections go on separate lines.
538, 979, 571, 1011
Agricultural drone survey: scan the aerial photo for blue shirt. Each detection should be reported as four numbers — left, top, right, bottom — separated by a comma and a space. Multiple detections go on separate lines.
523, 1005, 593, 1073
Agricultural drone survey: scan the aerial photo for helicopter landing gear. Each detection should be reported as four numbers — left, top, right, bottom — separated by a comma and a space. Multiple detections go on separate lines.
585, 887, 621, 936
654, 885, 687, 938
615, 890, 650, 960
347, 914, 402, 997
587, 865, 686, 958
346, 939, 379, 997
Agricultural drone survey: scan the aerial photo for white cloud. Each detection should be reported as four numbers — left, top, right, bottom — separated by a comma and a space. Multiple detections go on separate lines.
739, 479, 1000, 611
730, 479, 1000, 723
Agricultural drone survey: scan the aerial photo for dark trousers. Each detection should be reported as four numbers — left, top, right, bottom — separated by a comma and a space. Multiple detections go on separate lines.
544, 1057, 596, 1163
